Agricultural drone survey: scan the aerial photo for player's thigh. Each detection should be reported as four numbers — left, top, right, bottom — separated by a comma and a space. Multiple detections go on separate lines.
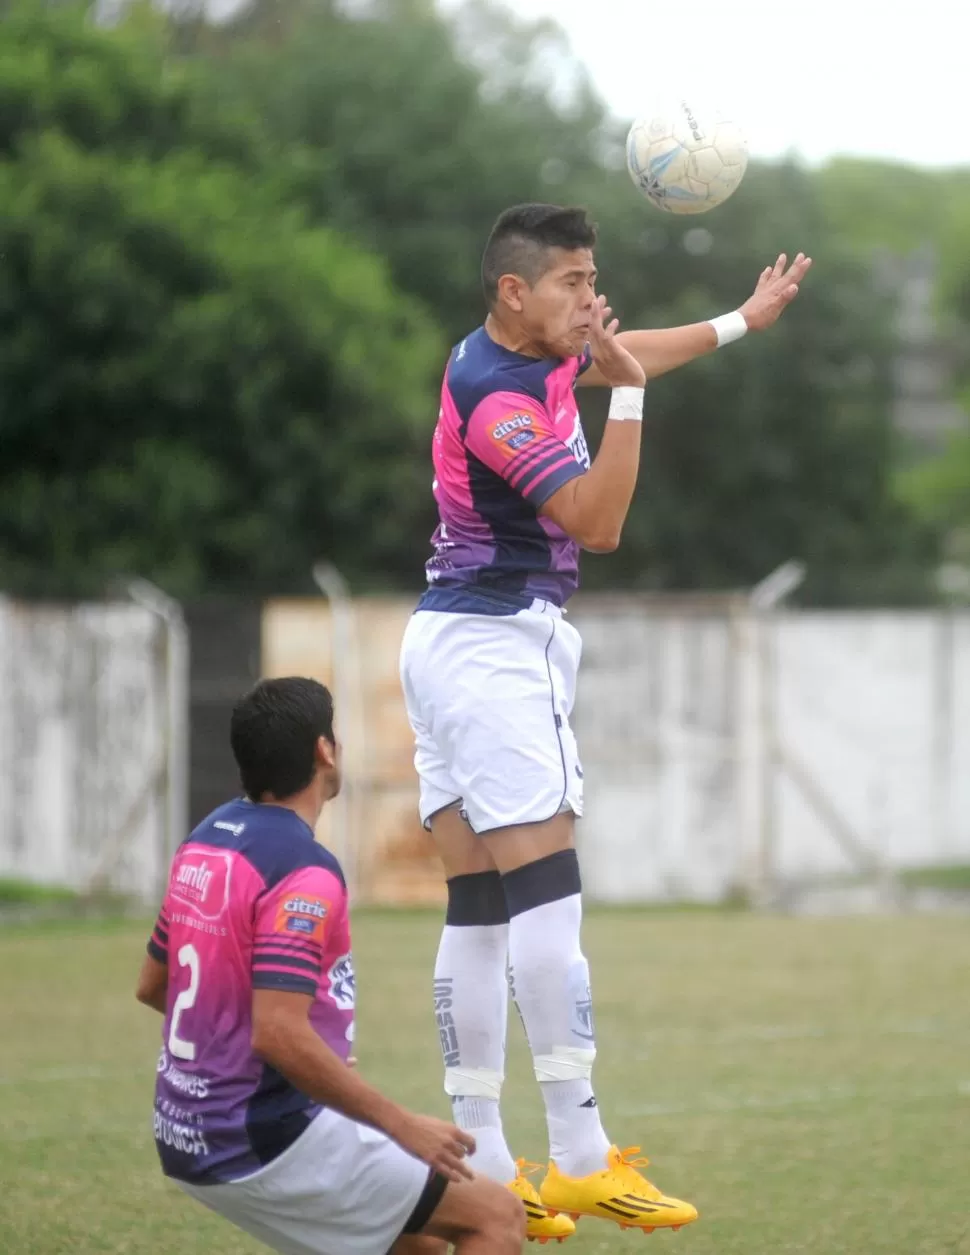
429, 804, 497, 879
430, 804, 575, 879
481, 809, 575, 875
395, 1174, 525, 1250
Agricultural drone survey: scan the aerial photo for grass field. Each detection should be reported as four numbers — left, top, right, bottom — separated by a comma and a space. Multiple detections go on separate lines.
1, 908, 968, 1255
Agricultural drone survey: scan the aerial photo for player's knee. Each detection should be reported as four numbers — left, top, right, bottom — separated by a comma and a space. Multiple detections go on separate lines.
502, 847, 582, 918
457, 1177, 525, 1249
485, 1183, 526, 1250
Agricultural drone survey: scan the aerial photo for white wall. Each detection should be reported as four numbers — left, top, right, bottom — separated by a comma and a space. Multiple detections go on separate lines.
0, 599, 174, 902
4, 594, 968, 906
571, 601, 970, 903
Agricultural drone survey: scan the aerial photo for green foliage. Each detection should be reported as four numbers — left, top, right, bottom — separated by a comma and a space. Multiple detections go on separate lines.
0, 2, 442, 596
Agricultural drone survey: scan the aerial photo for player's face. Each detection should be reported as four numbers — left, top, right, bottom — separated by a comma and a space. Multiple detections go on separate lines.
523, 248, 597, 358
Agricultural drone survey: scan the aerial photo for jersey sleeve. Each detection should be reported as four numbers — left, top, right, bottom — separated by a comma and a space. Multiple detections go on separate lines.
464, 389, 585, 508
251, 865, 344, 996
146, 905, 169, 964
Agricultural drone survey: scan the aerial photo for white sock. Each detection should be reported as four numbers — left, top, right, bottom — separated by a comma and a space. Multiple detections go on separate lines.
434, 917, 516, 1184
506, 884, 612, 1177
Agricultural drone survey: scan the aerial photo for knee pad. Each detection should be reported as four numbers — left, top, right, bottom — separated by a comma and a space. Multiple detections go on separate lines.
446, 870, 509, 926
502, 849, 582, 917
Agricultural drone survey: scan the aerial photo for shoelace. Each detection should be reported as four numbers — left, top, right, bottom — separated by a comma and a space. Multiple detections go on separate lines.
515, 1158, 544, 1178
611, 1145, 651, 1171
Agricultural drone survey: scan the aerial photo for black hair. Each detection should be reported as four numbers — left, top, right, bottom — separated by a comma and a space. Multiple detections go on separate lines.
481, 203, 597, 307
230, 677, 335, 802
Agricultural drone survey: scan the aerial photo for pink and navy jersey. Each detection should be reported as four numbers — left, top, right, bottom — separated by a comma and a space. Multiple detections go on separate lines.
146, 799, 355, 1184
420, 326, 593, 611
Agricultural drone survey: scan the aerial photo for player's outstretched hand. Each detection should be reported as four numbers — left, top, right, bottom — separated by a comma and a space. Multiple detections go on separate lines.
738, 253, 813, 331
390, 1112, 477, 1183
588, 294, 646, 387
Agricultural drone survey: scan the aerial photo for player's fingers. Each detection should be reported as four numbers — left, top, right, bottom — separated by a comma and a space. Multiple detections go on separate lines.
455, 1128, 477, 1154
605, 318, 619, 336
772, 253, 787, 278
438, 1147, 475, 1180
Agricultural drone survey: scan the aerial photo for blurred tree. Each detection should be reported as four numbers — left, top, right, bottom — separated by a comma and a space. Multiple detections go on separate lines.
0, 2, 443, 597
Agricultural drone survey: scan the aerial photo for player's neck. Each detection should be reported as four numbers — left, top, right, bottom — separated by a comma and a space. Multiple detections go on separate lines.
483, 312, 543, 359
254, 789, 325, 834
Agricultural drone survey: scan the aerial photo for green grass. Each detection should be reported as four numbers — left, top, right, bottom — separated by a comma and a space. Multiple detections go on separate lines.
899, 863, 970, 892
0, 877, 81, 906
1, 909, 969, 1254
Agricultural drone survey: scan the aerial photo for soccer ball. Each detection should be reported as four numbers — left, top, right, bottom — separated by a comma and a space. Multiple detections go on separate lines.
626, 103, 748, 215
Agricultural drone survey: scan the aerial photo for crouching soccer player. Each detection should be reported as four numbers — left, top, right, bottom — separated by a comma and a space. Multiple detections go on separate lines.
136, 676, 526, 1255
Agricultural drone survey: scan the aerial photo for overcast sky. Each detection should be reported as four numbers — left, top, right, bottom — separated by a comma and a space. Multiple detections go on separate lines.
452, 0, 968, 169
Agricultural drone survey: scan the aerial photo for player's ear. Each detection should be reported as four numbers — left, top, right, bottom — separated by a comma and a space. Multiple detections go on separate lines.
315, 735, 337, 771
496, 272, 527, 313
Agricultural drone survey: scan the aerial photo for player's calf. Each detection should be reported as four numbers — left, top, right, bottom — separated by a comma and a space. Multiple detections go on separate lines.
497, 842, 612, 1179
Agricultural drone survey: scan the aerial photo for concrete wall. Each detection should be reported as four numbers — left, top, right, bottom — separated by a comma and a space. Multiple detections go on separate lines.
0, 599, 172, 901
4, 594, 968, 905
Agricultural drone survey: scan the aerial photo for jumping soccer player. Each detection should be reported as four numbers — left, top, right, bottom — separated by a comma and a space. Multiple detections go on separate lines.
399, 203, 811, 1241
136, 676, 526, 1255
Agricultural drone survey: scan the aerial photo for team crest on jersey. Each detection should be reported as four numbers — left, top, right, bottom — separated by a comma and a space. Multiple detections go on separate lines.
491, 412, 534, 442
328, 953, 356, 1010
275, 894, 330, 941
170, 850, 232, 922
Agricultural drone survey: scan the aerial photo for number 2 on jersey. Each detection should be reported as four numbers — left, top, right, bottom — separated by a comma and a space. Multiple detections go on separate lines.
168, 943, 201, 1061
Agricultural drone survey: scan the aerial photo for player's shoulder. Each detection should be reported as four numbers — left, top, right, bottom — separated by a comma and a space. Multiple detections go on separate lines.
182, 799, 346, 892
447, 326, 561, 416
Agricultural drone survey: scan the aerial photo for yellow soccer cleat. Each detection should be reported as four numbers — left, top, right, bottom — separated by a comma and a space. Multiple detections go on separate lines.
508, 1160, 577, 1244
539, 1145, 698, 1233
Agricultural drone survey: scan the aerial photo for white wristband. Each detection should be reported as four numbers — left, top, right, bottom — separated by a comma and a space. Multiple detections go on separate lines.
608, 386, 645, 422
710, 310, 748, 348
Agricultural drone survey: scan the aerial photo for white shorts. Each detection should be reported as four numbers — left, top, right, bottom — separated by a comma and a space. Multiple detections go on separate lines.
177, 1108, 432, 1255
399, 599, 584, 834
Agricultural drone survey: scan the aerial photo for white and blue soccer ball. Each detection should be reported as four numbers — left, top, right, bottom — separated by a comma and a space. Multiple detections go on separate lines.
626, 102, 748, 215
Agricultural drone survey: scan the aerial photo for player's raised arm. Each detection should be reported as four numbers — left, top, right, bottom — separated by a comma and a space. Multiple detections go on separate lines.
251, 988, 476, 1182
576, 252, 812, 387
538, 294, 645, 552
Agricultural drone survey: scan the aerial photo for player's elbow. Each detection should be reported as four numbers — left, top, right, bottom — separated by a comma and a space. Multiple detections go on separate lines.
135, 955, 167, 1010
541, 491, 622, 553
251, 994, 305, 1066
580, 527, 622, 553
251, 1019, 282, 1063
547, 508, 622, 553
